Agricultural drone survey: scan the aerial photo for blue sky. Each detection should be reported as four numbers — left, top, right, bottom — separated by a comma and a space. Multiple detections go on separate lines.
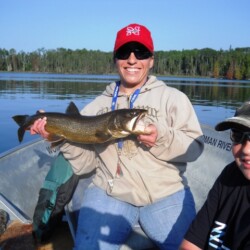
1, 0, 249, 53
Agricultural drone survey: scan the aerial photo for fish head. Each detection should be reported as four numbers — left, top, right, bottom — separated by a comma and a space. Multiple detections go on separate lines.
108, 109, 149, 138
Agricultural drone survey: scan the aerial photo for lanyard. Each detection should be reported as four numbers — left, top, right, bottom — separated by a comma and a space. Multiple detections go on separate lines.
111, 81, 140, 111
111, 81, 141, 177
111, 81, 141, 149
111, 82, 141, 149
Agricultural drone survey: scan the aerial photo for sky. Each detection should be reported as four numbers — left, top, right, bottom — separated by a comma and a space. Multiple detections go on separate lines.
1, 0, 249, 53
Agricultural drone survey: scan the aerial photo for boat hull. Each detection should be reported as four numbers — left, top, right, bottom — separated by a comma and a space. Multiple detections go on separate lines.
0, 124, 234, 249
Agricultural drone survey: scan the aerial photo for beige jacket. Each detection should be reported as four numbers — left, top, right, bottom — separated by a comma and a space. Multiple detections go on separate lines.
60, 75, 204, 206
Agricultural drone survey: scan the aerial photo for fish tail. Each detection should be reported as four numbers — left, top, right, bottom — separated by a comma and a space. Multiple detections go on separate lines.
12, 115, 29, 142
12, 115, 29, 126
17, 127, 26, 142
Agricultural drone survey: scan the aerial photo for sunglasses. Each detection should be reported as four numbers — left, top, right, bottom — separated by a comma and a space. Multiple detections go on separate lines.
230, 129, 250, 144
115, 48, 153, 60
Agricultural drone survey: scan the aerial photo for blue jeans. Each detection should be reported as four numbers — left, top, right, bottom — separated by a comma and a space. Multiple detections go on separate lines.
73, 186, 196, 250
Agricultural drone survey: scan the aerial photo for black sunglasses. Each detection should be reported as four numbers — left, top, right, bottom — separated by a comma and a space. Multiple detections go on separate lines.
115, 48, 153, 60
230, 129, 250, 144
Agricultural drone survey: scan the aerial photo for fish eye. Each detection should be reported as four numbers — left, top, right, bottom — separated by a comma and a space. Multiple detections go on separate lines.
131, 110, 139, 116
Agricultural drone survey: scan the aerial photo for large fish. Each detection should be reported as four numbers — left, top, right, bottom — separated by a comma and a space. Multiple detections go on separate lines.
12, 102, 149, 145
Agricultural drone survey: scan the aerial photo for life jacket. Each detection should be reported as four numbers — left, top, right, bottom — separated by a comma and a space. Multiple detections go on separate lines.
32, 153, 79, 242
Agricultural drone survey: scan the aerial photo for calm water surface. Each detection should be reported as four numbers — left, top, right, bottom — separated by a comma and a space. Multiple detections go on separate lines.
1, 72, 250, 154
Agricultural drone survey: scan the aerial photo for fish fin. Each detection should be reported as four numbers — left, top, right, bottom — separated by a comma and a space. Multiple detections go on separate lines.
12, 115, 29, 127
47, 134, 63, 142
46, 134, 65, 147
12, 115, 29, 142
95, 131, 112, 142
50, 140, 65, 148
66, 102, 80, 115
17, 127, 26, 142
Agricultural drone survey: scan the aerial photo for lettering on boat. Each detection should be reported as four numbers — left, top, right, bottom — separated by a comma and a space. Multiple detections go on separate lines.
203, 135, 232, 152
217, 140, 232, 151
203, 135, 217, 146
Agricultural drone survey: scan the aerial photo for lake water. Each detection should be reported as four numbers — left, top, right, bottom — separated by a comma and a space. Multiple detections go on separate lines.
1, 72, 250, 154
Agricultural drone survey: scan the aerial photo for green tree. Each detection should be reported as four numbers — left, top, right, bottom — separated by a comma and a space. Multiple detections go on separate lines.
213, 61, 220, 78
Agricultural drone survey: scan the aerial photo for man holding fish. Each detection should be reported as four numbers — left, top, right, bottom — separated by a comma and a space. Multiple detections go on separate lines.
30, 23, 204, 249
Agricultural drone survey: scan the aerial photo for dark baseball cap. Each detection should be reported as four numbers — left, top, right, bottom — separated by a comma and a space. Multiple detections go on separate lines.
215, 101, 250, 131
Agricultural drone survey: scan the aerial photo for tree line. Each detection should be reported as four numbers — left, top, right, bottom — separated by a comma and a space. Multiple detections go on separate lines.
0, 47, 250, 80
